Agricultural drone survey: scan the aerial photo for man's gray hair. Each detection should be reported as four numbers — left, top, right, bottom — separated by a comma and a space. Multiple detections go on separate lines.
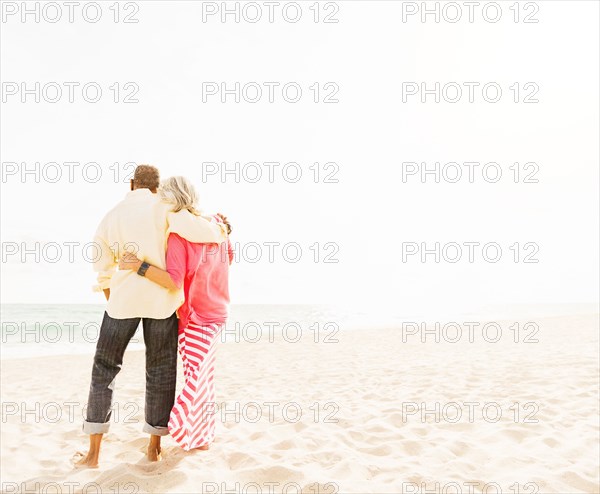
133, 165, 160, 191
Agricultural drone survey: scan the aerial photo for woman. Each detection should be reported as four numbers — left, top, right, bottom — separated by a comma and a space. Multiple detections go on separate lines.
120, 176, 233, 451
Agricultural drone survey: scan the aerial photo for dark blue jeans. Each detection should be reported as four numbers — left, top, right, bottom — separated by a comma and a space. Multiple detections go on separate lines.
83, 311, 178, 436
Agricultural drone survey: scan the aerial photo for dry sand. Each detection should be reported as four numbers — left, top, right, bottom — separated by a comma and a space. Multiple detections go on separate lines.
1, 314, 599, 493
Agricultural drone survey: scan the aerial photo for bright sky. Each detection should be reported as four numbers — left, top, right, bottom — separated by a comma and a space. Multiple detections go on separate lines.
1, 1, 598, 312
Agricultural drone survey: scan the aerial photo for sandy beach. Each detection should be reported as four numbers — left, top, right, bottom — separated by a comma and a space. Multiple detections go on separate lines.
1, 313, 599, 494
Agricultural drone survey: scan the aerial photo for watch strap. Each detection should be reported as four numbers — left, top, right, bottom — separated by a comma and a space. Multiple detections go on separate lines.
137, 261, 150, 277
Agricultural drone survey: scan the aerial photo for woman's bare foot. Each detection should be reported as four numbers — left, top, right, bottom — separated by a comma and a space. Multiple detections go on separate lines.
147, 435, 162, 462
195, 444, 210, 451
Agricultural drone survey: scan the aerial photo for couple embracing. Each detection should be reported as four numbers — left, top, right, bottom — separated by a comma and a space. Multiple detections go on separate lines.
75, 165, 233, 467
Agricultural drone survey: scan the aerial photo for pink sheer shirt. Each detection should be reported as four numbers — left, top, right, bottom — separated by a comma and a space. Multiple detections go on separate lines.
165, 231, 233, 330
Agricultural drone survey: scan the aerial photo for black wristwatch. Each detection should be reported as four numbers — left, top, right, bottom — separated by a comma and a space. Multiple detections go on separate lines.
137, 261, 150, 277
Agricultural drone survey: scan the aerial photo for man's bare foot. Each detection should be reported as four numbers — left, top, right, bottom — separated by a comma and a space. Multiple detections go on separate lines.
74, 451, 99, 468
74, 434, 102, 468
147, 444, 162, 461
147, 435, 162, 462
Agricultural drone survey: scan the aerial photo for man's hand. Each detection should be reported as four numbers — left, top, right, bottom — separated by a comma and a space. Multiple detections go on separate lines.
119, 252, 142, 271
216, 213, 232, 235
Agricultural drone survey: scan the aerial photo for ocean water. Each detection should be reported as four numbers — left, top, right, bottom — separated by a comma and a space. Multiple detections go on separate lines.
1, 303, 597, 359
0, 303, 415, 360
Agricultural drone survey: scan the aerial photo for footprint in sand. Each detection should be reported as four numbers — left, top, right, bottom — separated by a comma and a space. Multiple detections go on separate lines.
561, 471, 600, 493
227, 452, 259, 469
400, 440, 423, 456
272, 439, 295, 451
358, 444, 393, 457
542, 437, 559, 448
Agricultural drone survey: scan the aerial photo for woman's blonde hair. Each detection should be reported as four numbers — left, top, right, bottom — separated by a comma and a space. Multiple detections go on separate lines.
159, 176, 200, 215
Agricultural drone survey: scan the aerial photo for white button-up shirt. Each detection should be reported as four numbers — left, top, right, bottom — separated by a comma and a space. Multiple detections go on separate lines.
93, 188, 226, 319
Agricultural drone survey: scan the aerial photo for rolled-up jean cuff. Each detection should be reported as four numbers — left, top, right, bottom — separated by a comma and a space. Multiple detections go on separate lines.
143, 423, 169, 436
82, 421, 110, 435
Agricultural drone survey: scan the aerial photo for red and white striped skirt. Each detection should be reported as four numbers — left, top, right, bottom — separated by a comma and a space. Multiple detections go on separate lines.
168, 321, 222, 450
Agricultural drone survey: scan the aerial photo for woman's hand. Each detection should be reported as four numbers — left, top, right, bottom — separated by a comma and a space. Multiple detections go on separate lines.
216, 213, 232, 235
119, 252, 143, 272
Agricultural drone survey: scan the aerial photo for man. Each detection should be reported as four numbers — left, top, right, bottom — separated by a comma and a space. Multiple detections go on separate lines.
76, 165, 227, 467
